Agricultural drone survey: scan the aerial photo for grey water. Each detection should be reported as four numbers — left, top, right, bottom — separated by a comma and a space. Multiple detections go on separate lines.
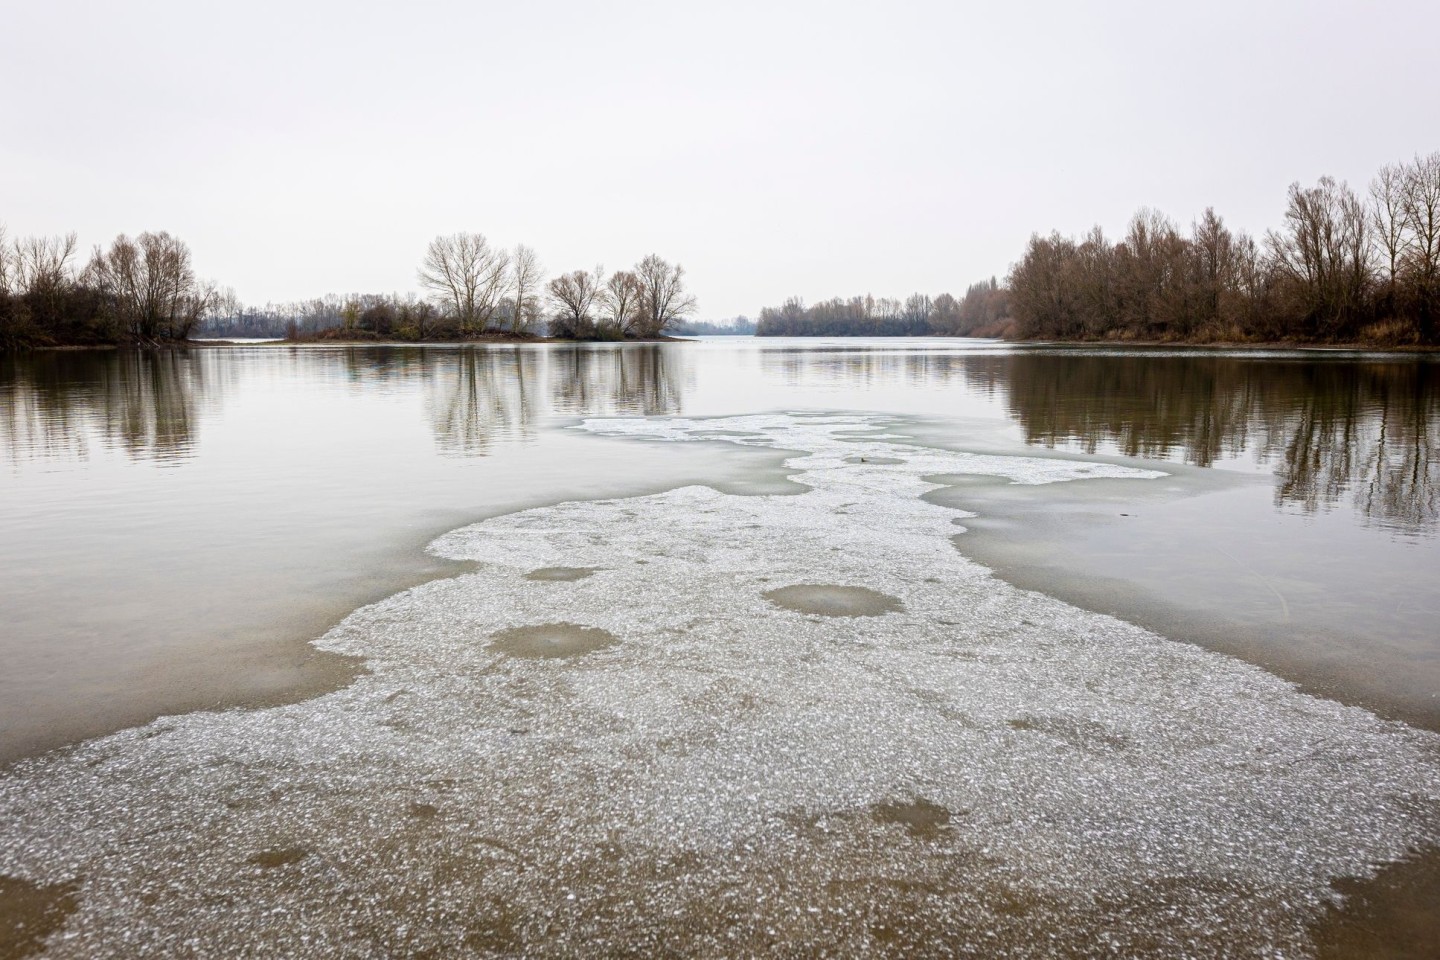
1, 339, 1436, 763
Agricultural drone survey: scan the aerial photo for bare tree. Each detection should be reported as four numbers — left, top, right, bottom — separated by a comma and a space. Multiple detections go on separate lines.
633, 254, 696, 337
14, 232, 78, 297
1371, 163, 1410, 304
1116, 208, 1184, 337
0, 223, 10, 295
509, 244, 545, 334
418, 233, 511, 334
398, 294, 440, 340
210, 286, 241, 324
901, 293, 933, 331
1401, 151, 1440, 341
547, 267, 605, 338
87, 232, 212, 341
601, 269, 645, 336
1191, 207, 1237, 331
1265, 177, 1373, 337
931, 292, 962, 333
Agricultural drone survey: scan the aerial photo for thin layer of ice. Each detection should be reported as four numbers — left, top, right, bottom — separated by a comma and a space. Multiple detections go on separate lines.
1, 413, 1436, 958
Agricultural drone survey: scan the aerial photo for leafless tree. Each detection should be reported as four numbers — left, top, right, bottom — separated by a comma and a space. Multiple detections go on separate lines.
547, 267, 605, 338
901, 293, 933, 328
931, 292, 962, 333
1266, 177, 1373, 336
508, 244, 545, 334
398, 294, 440, 340
633, 254, 697, 337
0, 223, 11, 295
1401, 151, 1440, 340
601, 270, 645, 336
87, 232, 213, 340
1191, 207, 1238, 331
1371, 163, 1410, 301
14, 232, 78, 297
418, 233, 511, 334
210, 285, 241, 321
1116, 208, 1184, 337
1230, 230, 1268, 331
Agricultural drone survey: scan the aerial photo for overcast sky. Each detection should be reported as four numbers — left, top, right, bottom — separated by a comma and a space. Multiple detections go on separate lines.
2, 0, 1436, 318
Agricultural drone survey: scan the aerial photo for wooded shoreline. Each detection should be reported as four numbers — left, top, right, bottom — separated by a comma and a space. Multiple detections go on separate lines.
755, 151, 1440, 347
0, 227, 701, 351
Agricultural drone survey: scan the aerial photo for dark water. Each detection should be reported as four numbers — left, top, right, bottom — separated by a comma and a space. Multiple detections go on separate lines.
1, 340, 1437, 763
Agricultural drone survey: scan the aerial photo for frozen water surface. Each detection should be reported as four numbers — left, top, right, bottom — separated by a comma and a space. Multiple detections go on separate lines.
2, 413, 1438, 957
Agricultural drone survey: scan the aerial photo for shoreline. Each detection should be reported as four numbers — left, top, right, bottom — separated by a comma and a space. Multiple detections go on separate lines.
14, 334, 1440, 354
8, 334, 692, 352
749, 333, 1440, 353
1012, 336, 1440, 354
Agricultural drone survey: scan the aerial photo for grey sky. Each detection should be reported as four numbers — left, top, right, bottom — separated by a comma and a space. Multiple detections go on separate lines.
2, 0, 1436, 318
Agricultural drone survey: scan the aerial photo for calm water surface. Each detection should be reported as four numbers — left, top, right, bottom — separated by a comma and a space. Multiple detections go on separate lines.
2, 339, 1437, 761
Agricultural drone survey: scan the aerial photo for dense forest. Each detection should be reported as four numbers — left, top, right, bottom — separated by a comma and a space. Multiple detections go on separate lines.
757, 151, 1439, 345
0, 228, 697, 348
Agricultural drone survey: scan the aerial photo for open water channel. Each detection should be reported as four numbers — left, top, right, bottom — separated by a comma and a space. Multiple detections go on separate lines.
1, 338, 1437, 957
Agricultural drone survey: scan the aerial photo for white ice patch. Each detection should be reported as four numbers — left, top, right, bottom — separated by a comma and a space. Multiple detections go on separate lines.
1, 414, 1436, 958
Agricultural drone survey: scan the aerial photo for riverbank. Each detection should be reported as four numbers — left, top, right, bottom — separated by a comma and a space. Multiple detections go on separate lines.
752, 331, 1440, 352
1010, 334, 1440, 353
6, 333, 691, 351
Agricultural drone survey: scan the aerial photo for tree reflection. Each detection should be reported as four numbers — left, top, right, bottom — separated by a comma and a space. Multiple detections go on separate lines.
989, 353, 1439, 533
424, 348, 538, 456
0, 350, 207, 464
422, 344, 683, 456
547, 344, 683, 417
763, 347, 972, 394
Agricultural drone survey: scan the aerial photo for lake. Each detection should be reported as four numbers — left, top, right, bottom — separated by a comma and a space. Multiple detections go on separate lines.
1, 338, 1437, 957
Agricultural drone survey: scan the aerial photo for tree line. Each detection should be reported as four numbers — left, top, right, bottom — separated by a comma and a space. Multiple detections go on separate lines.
1008, 152, 1438, 344
0, 224, 697, 348
0, 228, 217, 349
671, 316, 757, 336
757, 151, 1439, 345
205, 234, 697, 343
754, 282, 1009, 337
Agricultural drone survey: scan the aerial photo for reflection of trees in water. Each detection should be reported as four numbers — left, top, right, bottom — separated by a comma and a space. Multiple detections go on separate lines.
338, 345, 430, 387
424, 345, 683, 455
0, 350, 208, 464
424, 348, 538, 456
1273, 365, 1438, 530
548, 345, 683, 417
987, 353, 1438, 533
765, 348, 974, 394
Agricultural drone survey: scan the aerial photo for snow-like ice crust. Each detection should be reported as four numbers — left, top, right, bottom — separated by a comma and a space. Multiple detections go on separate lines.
2, 413, 1437, 957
